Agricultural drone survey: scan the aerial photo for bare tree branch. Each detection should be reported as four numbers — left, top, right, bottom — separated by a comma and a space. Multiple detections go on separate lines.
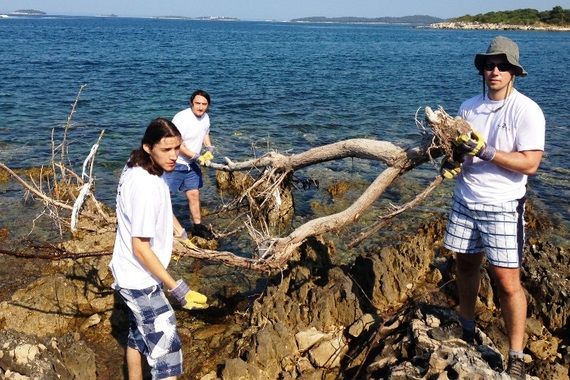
1, 105, 469, 274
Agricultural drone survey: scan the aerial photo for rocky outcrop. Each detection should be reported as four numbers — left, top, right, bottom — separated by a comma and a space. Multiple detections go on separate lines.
0, 257, 114, 337
214, 220, 445, 379
524, 239, 569, 332
0, 211, 568, 379
209, 214, 569, 380
428, 21, 570, 32
350, 222, 442, 313
0, 329, 97, 379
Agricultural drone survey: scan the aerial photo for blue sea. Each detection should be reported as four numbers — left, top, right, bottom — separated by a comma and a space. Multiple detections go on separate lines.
1, 16, 569, 241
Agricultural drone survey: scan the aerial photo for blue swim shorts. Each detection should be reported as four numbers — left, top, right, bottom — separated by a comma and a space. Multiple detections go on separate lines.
164, 162, 203, 193
115, 284, 183, 379
443, 196, 525, 268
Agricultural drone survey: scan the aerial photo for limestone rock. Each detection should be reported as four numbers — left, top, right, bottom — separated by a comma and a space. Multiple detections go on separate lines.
0, 330, 73, 379
528, 337, 559, 360
350, 224, 437, 312
295, 327, 326, 352
308, 334, 347, 368
347, 313, 375, 338
222, 357, 264, 380
525, 241, 570, 332
0, 257, 114, 337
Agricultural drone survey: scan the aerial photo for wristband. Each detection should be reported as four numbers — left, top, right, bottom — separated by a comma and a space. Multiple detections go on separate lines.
169, 279, 189, 305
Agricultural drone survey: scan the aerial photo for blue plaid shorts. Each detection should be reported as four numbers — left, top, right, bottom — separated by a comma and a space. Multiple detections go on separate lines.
443, 196, 525, 268
116, 284, 183, 379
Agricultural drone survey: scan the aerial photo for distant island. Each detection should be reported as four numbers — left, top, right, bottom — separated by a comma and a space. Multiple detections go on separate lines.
8, 9, 46, 16
430, 6, 570, 31
155, 15, 238, 21
290, 15, 442, 25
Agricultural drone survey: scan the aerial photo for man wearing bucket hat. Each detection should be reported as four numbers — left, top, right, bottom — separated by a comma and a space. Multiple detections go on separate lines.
441, 36, 545, 379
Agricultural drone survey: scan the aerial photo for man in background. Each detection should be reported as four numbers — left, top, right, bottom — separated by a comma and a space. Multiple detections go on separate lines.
165, 89, 215, 240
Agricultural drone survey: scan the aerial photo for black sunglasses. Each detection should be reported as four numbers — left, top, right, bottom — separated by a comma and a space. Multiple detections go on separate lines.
483, 62, 512, 72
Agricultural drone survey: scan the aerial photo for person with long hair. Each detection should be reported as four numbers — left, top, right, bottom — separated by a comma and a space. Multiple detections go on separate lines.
110, 118, 208, 379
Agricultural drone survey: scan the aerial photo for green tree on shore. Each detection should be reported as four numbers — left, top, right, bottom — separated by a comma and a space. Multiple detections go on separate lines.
453, 6, 569, 26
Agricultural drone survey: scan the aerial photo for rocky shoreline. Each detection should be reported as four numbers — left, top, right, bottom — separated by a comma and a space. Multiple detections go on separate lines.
0, 202, 568, 379
427, 21, 570, 32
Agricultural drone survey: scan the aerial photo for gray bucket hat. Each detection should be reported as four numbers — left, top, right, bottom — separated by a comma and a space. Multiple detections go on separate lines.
474, 36, 527, 76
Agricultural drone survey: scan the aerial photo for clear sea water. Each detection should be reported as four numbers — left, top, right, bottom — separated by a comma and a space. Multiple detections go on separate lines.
1, 16, 569, 240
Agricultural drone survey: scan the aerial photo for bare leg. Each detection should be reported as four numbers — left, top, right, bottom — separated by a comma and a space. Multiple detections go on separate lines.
489, 266, 527, 351
455, 252, 484, 320
126, 347, 143, 380
185, 189, 201, 224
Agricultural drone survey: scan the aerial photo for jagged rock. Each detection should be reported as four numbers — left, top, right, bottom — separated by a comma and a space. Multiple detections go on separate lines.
0, 329, 98, 379
295, 327, 326, 352
350, 223, 438, 312
79, 313, 101, 331
222, 357, 264, 380
524, 240, 570, 332
528, 337, 560, 360
347, 313, 375, 338
200, 371, 220, 380
0, 257, 114, 337
366, 305, 512, 379
234, 321, 297, 379
295, 356, 314, 374
307, 333, 347, 368
250, 237, 363, 332
58, 334, 97, 380
532, 360, 570, 380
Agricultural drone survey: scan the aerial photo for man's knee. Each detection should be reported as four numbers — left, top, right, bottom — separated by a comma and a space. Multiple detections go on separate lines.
491, 267, 523, 296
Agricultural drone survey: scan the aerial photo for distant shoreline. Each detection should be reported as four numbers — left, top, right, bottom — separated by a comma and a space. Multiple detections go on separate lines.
427, 21, 570, 32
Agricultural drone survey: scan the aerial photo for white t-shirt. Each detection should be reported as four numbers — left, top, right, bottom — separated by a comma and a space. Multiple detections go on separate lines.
172, 108, 210, 166
455, 89, 545, 204
110, 166, 174, 289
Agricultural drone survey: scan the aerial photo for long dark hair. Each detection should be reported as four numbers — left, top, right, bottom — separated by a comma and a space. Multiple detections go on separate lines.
127, 118, 181, 176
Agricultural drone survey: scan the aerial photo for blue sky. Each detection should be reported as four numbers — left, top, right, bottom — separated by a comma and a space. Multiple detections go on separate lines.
1, 0, 568, 20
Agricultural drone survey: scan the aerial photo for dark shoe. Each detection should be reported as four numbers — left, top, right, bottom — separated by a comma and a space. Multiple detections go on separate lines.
506, 357, 525, 380
192, 223, 214, 240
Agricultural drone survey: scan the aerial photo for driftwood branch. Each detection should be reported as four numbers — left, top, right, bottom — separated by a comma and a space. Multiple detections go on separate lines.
1, 105, 467, 274
0, 162, 74, 211
347, 175, 444, 248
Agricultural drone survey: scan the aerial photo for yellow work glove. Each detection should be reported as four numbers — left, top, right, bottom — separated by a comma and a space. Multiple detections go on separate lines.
454, 129, 496, 161
198, 151, 214, 165
440, 157, 462, 179
169, 280, 209, 310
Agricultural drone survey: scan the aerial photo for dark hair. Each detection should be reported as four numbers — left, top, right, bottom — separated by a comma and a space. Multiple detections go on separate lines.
127, 118, 181, 176
190, 89, 211, 105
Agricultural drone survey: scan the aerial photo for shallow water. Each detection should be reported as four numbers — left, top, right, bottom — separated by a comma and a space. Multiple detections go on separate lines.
0, 17, 568, 243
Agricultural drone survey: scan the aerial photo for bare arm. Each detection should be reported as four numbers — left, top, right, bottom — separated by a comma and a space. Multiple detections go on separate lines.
179, 144, 198, 160
491, 150, 543, 176
203, 134, 212, 149
132, 237, 177, 290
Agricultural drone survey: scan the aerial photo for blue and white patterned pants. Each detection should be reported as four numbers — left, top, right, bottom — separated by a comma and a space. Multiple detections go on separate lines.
116, 284, 183, 379
444, 196, 525, 268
